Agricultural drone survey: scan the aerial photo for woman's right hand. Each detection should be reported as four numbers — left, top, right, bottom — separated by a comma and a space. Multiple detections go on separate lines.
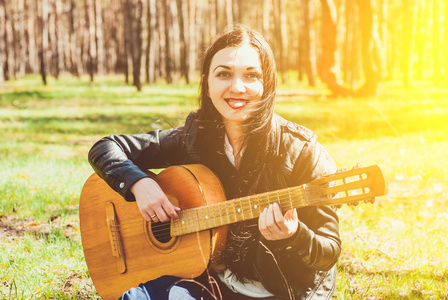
130, 177, 181, 222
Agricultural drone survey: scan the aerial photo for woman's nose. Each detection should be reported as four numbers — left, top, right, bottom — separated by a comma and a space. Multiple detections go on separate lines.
230, 77, 246, 93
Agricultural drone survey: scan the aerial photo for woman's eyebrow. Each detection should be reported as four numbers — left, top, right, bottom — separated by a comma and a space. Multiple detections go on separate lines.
213, 65, 261, 72
213, 65, 230, 72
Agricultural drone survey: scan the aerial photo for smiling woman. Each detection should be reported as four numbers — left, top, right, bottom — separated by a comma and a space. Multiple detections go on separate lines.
207, 44, 264, 163
87, 24, 341, 300
207, 44, 264, 121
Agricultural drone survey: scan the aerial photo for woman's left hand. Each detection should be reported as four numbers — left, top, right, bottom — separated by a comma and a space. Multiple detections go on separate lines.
258, 202, 299, 241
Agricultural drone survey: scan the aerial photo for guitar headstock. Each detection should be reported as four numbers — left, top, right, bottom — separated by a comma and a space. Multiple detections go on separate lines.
305, 164, 388, 207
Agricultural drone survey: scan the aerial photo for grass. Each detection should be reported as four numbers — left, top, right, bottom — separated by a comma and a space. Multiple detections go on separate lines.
1, 74, 448, 299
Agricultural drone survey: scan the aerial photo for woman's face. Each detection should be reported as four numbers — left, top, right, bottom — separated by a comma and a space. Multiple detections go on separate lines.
207, 44, 264, 125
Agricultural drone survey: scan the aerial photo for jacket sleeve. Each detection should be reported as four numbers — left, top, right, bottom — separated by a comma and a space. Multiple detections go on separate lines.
263, 137, 341, 272
88, 127, 184, 202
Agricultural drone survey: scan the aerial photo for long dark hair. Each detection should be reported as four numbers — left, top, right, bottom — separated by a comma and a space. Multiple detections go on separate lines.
196, 25, 278, 281
197, 24, 277, 191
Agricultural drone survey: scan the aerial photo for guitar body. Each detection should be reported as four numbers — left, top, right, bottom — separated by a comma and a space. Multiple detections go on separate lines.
79, 165, 229, 300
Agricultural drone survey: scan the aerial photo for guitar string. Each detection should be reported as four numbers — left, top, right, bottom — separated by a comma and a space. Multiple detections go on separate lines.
114, 185, 346, 235
110, 188, 313, 237
110, 193, 304, 238
111, 180, 368, 237
109, 178, 364, 232
107, 188, 368, 238
114, 187, 306, 231
105, 175, 371, 241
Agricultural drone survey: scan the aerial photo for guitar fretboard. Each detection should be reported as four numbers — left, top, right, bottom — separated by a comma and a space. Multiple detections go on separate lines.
170, 185, 307, 236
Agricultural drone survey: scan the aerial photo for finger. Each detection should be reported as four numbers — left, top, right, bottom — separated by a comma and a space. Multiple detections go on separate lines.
141, 210, 152, 222
153, 206, 170, 222
272, 203, 285, 223
162, 202, 180, 220
148, 212, 159, 223
258, 208, 272, 238
266, 204, 282, 236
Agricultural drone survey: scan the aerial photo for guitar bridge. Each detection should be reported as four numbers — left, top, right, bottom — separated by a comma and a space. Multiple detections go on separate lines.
106, 201, 127, 274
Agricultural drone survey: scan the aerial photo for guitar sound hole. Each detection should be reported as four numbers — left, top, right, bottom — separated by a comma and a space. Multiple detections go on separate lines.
151, 222, 172, 243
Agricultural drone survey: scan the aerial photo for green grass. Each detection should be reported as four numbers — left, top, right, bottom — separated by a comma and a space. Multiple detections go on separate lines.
1, 74, 448, 299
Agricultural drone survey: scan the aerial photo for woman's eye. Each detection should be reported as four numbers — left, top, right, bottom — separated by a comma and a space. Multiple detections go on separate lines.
217, 71, 231, 78
247, 72, 262, 79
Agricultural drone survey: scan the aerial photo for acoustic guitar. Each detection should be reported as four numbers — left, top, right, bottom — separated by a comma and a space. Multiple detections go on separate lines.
79, 164, 387, 299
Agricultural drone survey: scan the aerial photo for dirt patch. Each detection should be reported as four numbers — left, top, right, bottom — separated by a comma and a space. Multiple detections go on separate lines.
0, 214, 79, 241
63, 271, 98, 299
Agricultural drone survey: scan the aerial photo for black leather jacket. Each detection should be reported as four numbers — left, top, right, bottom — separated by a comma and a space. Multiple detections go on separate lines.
88, 113, 341, 299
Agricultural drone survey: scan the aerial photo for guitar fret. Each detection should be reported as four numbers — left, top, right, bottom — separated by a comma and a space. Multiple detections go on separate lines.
189, 209, 195, 233
195, 207, 202, 231
288, 188, 293, 210
247, 196, 254, 219
212, 204, 218, 228
206, 205, 212, 229
227, 201, 235, 224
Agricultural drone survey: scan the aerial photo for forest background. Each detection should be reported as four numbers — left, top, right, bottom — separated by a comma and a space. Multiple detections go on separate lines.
1, 0, 447, 91
1, 0, 448, 299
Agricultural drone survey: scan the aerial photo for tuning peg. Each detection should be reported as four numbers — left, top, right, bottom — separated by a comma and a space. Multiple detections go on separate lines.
331, 204, 342, 210
336, 167, 346, 173
364, 198, 375, 204
352, 163, 362, 169
348, 201, 359, 206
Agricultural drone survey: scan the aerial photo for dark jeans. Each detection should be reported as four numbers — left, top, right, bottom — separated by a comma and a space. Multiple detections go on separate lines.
119, 272, 282, 300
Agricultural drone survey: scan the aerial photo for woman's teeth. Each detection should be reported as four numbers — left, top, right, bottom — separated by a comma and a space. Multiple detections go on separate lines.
226, 99, 248, 109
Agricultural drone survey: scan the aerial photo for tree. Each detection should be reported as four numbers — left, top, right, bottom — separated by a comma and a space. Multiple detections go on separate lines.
320, 0, 382, 97
0, 0, 6, 83
298, 0, 317, 86
84, 0, 96, 82
162, 0, 172, 83
38, 0, 50, 85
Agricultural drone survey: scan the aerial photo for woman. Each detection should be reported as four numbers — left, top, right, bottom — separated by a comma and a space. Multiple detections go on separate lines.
88, 25, 341, 300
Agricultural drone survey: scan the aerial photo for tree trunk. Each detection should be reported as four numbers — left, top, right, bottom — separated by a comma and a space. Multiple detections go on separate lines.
122, 0, 130, 84
53, 0, 64, 79
232, 0, 239, 23
38, 0, 50, 85
176, 0, 189, 83
85, 0, 96, 82
162, 0, 172, 83
225, 0, 233, 27
146, 0, 156, 83
0, 0, 5, 83
261, 0, 269, 36
320, 0, 349, 96
94, 0, 104, 75
155, 0, 164, 80
278, 0, 288, 83
187, 0, 196, 81
299, 0, 316, 86
4, 0, 14, 80
209, 0, 217, 37
128, 0, 143, 91
25, 0, 38, 74
68, 0, 82, 76
14, 0, 26, 78
356, 0, 381, 96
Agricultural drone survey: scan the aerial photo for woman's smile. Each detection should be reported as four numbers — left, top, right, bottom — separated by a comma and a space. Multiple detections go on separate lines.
225, 98, 250, 109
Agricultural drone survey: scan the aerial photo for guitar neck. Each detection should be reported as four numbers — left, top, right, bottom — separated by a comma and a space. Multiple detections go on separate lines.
170, 185, 306, 236
170, 164, 387, 237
